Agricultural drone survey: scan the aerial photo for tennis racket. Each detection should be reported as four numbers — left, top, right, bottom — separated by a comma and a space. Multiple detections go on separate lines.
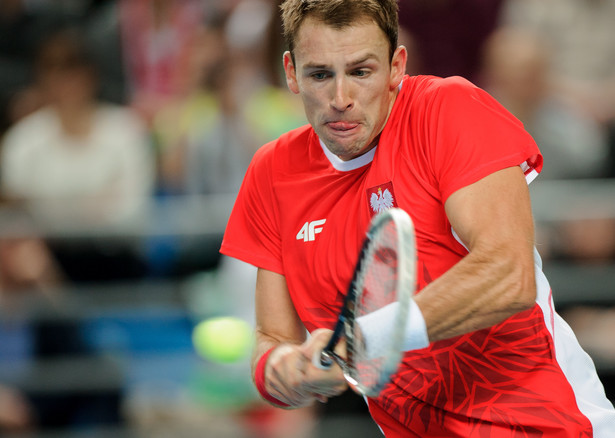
313, 207, 417, 397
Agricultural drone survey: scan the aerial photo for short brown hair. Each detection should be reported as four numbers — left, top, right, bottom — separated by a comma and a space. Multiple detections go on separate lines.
35, 28, 95, 76
280, 0, 399, 62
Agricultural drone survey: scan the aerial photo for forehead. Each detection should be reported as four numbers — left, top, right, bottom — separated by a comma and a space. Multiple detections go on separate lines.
293, 16, 390, 66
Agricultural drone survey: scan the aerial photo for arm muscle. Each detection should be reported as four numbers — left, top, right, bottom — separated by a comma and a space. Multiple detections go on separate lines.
414, 166, 537, 342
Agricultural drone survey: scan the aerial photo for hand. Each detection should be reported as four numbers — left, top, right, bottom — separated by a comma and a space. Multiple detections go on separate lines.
299, 329, 349, 400
265, 343, 318, 407
300, 328, 348, 370
264, 330, 348, 407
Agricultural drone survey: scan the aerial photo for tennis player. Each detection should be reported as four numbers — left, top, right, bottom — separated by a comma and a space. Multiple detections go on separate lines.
220, 0, 615, 436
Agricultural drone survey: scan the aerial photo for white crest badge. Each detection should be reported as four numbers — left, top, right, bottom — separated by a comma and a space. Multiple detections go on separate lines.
367, 182, 397, 215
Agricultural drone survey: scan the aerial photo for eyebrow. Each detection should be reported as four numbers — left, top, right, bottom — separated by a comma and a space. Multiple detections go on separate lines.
302, 53, 380, 72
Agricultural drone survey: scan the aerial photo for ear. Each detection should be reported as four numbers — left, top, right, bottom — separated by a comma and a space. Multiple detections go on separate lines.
389, 45, 408, 89
283, 51, 300, 94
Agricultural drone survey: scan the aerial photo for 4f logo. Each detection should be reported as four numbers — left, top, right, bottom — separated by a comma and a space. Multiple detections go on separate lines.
296, 219, 326, 242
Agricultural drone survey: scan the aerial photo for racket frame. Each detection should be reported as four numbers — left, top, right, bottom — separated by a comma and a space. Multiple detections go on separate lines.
317, 208, 416, 396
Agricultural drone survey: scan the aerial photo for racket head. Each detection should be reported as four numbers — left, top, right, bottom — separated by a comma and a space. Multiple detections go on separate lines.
344, 208, 416, 397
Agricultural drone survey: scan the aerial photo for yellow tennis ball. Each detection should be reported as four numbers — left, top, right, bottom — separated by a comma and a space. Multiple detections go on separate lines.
192, 317, 253, 363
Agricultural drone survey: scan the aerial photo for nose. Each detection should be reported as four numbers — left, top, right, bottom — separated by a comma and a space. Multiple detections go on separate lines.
330, 77, 353, 112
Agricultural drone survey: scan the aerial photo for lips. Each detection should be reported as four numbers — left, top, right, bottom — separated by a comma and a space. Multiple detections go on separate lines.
327, 121, 359, 131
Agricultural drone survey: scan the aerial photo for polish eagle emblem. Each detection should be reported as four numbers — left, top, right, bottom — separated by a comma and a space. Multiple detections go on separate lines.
370, 187, 394, 213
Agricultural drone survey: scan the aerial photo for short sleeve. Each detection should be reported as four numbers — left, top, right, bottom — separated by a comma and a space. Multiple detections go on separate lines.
220, 142, 284, 274
425, 77, 543, 202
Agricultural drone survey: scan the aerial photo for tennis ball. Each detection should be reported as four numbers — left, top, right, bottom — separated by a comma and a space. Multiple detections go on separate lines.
192, 317, 253, 363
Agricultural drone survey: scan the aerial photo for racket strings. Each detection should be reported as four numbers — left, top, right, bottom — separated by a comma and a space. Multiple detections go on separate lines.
352, 221, 401, 389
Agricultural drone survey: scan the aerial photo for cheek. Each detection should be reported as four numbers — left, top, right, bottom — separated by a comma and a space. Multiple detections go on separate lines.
299, 90, 324, 117
364, 91, 389, 120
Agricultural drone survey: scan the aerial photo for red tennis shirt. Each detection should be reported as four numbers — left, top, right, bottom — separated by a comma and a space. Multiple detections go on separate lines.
221, 75, 614, 436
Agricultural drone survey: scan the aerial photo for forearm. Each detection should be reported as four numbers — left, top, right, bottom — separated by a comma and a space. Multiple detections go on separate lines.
414, 243, 536, 343
252, 268, 315, 407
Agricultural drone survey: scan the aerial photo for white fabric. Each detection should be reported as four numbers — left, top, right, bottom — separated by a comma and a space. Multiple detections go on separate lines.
357, 299, 429, 360
320, 139, 377, 172
533, 249, 615, 437
449, 167, 615, 434
1, 105, 154, 227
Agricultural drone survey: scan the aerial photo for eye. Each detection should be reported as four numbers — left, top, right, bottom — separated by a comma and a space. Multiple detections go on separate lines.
352, 69, 369, 77
311, 71, 330, 81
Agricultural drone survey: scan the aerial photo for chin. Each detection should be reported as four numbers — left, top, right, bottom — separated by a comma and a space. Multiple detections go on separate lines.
334, 145, 369, 161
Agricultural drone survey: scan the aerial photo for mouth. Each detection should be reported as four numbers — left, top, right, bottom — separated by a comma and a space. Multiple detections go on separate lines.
326, 121, 360, 133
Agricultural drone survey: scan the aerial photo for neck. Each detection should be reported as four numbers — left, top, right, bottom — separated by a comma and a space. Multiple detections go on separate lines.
56, 102, 95, 139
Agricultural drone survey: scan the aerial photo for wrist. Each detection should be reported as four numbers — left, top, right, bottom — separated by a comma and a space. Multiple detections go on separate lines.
254, 347, 290, 408
357, 298, 429, 359
403, 298, 430, 351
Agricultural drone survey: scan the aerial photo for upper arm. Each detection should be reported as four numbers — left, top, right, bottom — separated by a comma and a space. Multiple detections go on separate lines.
445, 166, 534, 250
444, 166, 536, 297
255, 268, 307, 347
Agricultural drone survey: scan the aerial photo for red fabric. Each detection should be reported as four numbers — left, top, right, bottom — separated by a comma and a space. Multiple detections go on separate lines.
220, 76, 592, 435
221, 75, 543, 333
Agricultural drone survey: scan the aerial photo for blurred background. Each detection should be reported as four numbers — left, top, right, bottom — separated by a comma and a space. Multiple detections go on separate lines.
0, 0, 613, 437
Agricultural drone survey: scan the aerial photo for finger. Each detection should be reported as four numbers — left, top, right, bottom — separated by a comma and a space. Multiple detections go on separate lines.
301, 364, 348, 397
299, 328, 334, 358
314, 393, 328, 403
268, 369, 303, 405
269, 375, 315, 407
333, 336, 348, 359
302, 380, 348, 398
267, 347, 317, 407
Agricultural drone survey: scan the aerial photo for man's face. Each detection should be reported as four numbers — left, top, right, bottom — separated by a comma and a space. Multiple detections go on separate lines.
284, 16, 406, 161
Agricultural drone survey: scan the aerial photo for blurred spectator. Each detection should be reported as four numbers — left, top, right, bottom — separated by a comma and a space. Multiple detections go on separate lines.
152, 14, 254, 196
0, 234, 63, 295
1, 28, 154, 227
498, 2, 615, 393
0, 0, 119, 134
144, 10, 240, 277
399, 0, 505, 84
480, 28, 615, 263
145, 0, 306, 275
152, 0, 306, 196
0, 227, 121, 435
500, 0, 615, 177
118, 0, 208, 125
0, 28, 155, 282
0, 383, 33, 433
481, 28, 610, 180
562, 306, 615, 366
226, 0, 306, 148
501, 0, 615, 125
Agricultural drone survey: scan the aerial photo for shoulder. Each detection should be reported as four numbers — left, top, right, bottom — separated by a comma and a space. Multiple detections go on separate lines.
404, 75, 482, 104
250, 124, 313, 170
387, 75, 485, 137
400, 75, 516, 129
391, 75, 484, 128
5, 107, 56, 137
2, 108, 55, 154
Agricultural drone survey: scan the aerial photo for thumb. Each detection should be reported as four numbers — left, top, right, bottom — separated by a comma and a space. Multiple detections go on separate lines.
299, 329, 334, 359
